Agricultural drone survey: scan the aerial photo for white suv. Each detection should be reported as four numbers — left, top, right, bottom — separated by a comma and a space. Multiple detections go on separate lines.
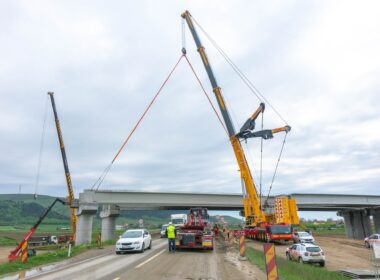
293, 231, 315, 243
116, 229, 152, 254
286, 243, 325, 267
364, 234, 380, 248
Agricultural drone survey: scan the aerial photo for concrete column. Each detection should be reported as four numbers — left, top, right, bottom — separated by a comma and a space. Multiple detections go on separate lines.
373, 210, 380, 234
339, 210, 371, 240
100, 205, 120, 241
339, 211, 354, 239
352, 210, 371, 239
75, 203, 98, 245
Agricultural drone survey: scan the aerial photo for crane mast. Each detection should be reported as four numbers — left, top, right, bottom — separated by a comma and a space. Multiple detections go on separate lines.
48, 92, 77, 241
181, 11, 264, 224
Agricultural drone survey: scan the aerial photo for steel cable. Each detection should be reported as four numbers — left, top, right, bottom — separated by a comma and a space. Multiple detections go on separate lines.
92, 55, 185, 190
191, 15, 289, 125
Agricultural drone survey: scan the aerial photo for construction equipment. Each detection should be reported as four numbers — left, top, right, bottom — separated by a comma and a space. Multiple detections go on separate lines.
8, 198, 66, 262
175, 208, 214, 250
48, 92, 77, 242
182, 11, 299, 242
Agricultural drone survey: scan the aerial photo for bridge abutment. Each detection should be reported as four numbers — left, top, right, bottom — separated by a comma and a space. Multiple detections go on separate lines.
339, 210, 371, 239
100, 204, 120, 241
75, 203, 98, 245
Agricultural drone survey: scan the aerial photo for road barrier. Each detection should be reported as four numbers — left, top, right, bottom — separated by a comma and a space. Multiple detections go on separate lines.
21, 241, 28, 263
263, 243, 278, 280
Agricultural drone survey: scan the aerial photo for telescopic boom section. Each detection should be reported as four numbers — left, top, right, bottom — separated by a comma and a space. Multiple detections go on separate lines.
48, 92, 77, 241
181, 11, 265, 224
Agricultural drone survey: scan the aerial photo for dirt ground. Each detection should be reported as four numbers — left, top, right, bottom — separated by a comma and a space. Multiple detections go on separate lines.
246, 234, 373, 271
0, 247, 13, 264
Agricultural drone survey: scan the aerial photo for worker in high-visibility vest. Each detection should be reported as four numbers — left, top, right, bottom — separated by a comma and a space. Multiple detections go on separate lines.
165, 222, 177, 253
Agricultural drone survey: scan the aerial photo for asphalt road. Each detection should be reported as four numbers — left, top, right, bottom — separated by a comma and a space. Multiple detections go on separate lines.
20, 239, 262, 280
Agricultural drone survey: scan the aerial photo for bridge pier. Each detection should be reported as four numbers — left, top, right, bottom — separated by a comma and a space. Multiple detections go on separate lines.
339, 210, 371, 239
75, 203, 98, 245
100, 205, 120, 241
371, 209, 380, 234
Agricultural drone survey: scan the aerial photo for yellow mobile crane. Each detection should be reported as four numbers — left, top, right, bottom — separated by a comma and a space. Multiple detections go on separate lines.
182, 11, 299, 241
48, 92, 77, 241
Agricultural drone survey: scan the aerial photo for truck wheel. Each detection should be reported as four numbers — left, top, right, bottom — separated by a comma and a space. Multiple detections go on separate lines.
139, 243, 145, 253
365, 241, 370, 248
116, 251, 121, 255
319, 261, 325, 267
298, 258, 304, 264
148, 241, 152, 249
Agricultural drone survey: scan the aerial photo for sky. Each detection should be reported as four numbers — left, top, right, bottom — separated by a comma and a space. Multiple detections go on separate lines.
1, 1, 379, 220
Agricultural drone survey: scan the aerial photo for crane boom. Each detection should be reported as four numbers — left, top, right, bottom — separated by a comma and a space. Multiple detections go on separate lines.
48, 92, 77, 241
181, 11, 264, 223
8, 198, 66, 262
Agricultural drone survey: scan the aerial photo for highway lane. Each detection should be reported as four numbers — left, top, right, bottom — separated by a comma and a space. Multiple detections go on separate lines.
27, 239, 167, 280
19, 239, 263, 280
110, 240, 261, 280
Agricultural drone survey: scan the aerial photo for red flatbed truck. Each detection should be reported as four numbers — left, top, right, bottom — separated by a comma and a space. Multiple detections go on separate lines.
175, 208, 214, 250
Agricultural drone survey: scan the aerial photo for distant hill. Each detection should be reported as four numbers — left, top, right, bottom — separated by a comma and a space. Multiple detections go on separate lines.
0, 194, 242, 228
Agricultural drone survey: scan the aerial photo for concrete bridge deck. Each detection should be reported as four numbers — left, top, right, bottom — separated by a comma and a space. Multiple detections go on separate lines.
75, 189, 380, 244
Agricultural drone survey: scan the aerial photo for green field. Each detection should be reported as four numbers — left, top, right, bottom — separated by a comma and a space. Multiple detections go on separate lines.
0, 240, 116, 277
295, 222, 345, 236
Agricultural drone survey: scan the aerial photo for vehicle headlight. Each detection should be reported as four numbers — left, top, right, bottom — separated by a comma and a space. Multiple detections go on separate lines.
133, 241, 141, 245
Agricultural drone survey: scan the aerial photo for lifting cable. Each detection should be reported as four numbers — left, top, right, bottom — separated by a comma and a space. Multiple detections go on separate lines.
264, 132, 288, 205
92, 53, 229, 191
183, 55, 228, 136
34, 94, 49, 199
91, 54, 185, 190
191, 15, 289, 126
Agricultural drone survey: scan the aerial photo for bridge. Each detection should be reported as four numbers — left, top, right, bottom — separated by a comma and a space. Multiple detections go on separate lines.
75, 189, 380, 244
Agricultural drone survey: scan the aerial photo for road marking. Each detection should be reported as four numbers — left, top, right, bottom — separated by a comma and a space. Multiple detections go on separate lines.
134, 249, 166, 269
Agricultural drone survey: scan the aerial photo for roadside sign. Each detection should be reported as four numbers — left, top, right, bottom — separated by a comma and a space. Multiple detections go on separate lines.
263, 243, 278, 280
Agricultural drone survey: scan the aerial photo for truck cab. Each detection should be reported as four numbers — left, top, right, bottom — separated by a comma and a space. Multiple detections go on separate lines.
171, 214, 188, 227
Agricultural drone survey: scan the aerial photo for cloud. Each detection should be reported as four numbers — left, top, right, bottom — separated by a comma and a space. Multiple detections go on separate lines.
0, 0, 379, 206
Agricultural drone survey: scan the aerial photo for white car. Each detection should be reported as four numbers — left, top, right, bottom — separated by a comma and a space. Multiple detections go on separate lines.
364, 234, 380, 248
286, 243, 325, 267
293, 231, 315, 243
116, 229, 152, 254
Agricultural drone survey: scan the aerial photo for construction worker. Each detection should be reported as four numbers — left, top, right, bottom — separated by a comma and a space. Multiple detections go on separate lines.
213, 224, 219, 239
166, 222, 176, 253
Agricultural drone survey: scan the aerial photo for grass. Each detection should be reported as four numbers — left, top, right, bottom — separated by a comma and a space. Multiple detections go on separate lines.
245, 247, 349, 280
0, 239, 118, 277
0, 237, 17, 246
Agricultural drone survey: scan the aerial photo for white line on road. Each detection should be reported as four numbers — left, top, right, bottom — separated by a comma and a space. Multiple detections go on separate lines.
134, 249, 166, 269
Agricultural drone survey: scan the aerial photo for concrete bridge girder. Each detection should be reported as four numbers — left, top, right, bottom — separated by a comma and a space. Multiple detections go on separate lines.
74, 190, 380, 244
